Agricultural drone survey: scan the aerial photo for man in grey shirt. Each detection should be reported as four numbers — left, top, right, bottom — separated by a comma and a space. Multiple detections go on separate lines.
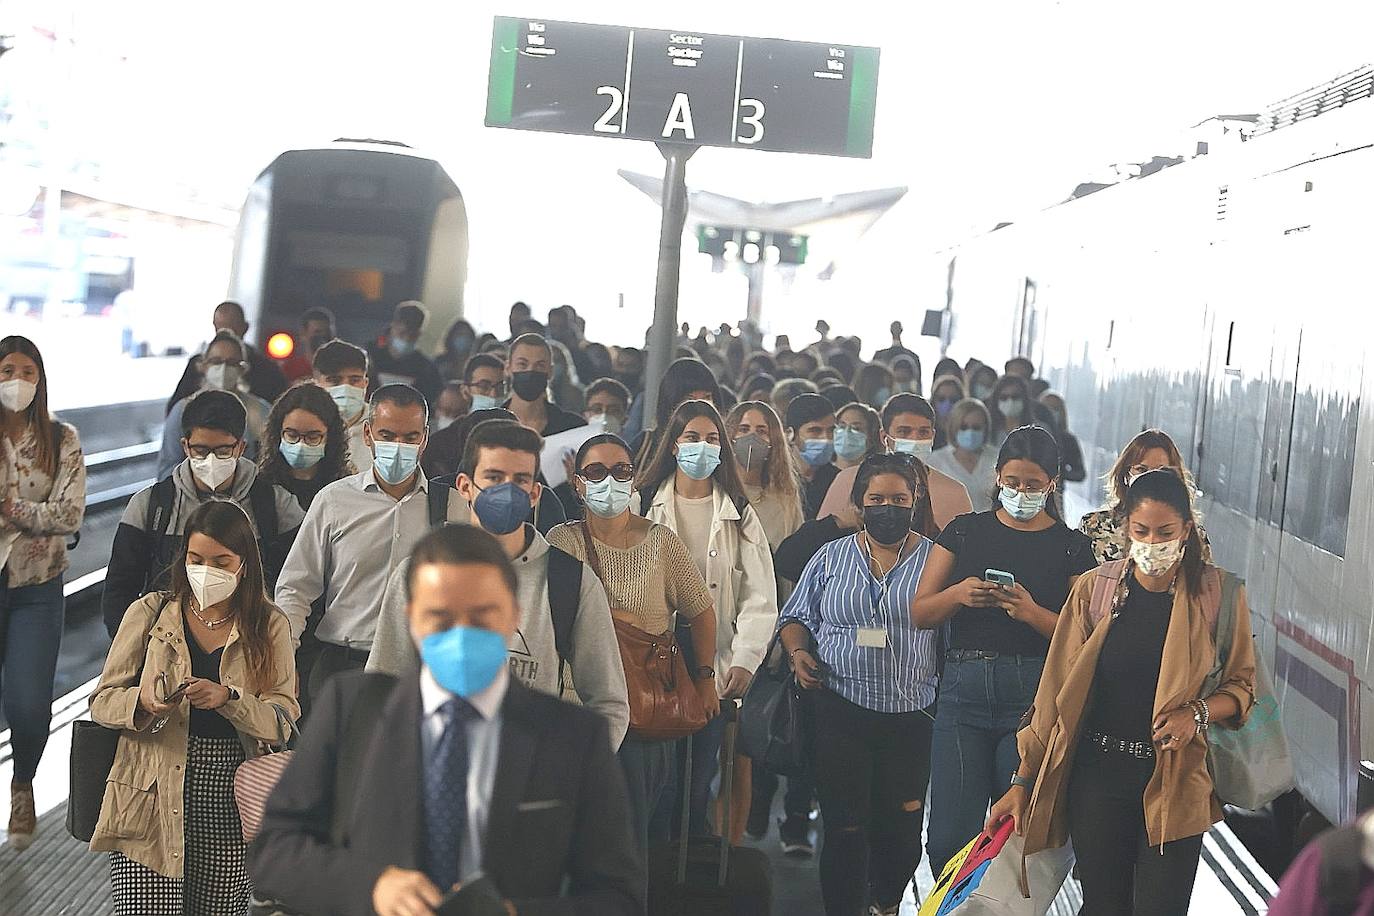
275, 384, 466, 702
368, 419, 629, 748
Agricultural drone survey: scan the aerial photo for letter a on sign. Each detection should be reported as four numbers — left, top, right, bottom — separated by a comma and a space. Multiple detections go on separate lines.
661, 92, 696, 140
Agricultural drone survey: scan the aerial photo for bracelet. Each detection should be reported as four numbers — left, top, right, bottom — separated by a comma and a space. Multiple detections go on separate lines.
1009, 773, 1034, 790
1186, 698, 1210, 733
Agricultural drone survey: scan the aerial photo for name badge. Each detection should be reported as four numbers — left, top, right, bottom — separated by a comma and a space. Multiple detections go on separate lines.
857, 626, 888, 648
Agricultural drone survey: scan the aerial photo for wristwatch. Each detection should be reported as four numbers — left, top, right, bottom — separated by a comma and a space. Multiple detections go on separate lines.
1009, 773, 1034, 790
694, 666, 716, 682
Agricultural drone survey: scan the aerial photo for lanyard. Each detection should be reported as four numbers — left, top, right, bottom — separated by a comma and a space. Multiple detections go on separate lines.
860, 536, 907, 621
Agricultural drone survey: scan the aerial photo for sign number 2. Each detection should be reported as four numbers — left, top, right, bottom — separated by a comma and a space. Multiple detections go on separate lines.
595, 85, 625, 133
737, 98, 765, 145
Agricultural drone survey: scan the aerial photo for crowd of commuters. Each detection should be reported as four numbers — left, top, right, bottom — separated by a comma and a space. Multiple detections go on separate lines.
0, 298, 1267, 916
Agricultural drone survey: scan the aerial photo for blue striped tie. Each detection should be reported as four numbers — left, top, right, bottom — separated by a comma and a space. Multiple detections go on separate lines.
424, 697, 478, 893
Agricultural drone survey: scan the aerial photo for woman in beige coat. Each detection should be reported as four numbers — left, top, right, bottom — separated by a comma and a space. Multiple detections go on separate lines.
90, 501, 299, 915
988, 469, 1255, 915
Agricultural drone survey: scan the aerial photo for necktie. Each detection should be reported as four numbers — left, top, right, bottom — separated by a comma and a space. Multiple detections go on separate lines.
424, 697, 479, 893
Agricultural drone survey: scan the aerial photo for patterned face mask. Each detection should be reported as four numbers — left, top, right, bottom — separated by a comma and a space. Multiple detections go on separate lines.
1130, 537, 1185, 576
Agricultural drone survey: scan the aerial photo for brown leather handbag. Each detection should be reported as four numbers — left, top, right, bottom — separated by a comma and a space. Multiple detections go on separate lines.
580, 522, 708, 740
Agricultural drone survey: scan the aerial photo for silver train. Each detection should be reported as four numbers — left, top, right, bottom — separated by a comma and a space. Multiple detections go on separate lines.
228, 139, 469, 355
931, 67, 1374, 832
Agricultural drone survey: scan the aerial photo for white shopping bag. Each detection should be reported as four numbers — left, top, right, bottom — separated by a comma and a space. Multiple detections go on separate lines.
956, 834, 1074, 916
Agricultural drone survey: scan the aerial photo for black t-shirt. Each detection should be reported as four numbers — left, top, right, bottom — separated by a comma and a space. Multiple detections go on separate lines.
935, 510, 1096, 657
367, 345, 442, 406
803, 463, 841, 521
186, 623, 238, 738
281, 473, 330, 512
1086, 572, 1173, 740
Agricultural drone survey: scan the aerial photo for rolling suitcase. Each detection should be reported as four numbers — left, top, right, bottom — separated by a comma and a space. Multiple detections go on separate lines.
648, 702, 773, 915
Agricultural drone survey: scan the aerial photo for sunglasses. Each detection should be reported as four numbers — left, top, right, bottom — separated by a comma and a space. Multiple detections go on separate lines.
579, 462, 635, 483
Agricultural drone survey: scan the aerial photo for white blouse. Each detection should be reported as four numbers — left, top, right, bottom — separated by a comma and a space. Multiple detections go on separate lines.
926, 445, 999, 513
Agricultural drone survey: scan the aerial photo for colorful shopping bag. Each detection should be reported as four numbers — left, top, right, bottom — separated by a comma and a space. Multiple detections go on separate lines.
920, 819, 1017, 916
919, 833, 980, 916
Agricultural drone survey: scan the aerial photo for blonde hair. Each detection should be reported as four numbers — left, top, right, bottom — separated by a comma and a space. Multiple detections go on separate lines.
726, 400, 803, 507
1104, 428, 1198, 508
946, 397, 991, 446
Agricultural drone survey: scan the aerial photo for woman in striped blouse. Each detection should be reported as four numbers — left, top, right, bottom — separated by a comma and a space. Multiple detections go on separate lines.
777, 452, 941, 916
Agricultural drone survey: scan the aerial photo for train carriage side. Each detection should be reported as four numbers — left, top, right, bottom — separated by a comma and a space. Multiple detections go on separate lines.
228, 141, 469, 356
938, 96, 1374, 833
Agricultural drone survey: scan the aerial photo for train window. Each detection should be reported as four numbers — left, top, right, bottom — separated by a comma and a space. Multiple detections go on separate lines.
1281, 324, 1361, 556
1197, 321, 1267, 519
287, 231, 408, 272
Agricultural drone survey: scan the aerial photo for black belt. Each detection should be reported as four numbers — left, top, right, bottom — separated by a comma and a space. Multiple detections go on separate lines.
319, 642, 371, 664
946, 649, 1044, 662
1084, 730, 1155, 760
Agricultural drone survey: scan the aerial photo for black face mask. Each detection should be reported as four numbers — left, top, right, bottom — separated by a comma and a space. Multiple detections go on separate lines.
510, 370, 549, 402
863, 504, 915, 546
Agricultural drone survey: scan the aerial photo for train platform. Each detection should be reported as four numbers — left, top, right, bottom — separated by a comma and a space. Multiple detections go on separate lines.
0, 679, 1278, 915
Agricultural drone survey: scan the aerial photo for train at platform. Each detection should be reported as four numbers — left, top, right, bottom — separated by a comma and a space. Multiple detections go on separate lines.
930, 67, 1374, 846
227, 139, 469, 359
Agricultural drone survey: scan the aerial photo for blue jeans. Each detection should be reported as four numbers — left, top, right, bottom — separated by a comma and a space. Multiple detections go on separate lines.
926, 652, 1045, 875
0, 574, 66, 781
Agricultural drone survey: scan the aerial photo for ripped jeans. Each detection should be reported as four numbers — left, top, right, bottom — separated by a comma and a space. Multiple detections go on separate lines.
812, 688, 935, 915
925, 651, 1045, 876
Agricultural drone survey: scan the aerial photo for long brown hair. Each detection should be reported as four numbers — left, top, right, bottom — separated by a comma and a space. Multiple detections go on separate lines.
0, 336, 59, 476
1104, 428, 1196, 508
726, 400, 802, 503
258, 381, 356, 486
168, 501, 276, 693
637, 399, 749, 514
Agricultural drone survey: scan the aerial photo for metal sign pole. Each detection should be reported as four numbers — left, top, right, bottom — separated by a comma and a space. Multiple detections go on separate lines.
642, 142, 696, 433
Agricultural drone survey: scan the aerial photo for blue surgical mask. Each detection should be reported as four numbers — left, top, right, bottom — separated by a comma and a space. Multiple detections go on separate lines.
833, 427, 868, 462
891, 437, 934, 460
329, 384, 366, 422
389, 337, 416, 358
471, 481, 532, 535
999, 485, 1049, 521
973, 383, 995, 401
935, 397, 956, 418
372, 440, 421, 486
584, 476, 633, 518
676, 441, 722, 480
955, 428, 986, 451
279, 440, 325, 470
799, 438, 835, 468
421, 626, 509, 698
469, 393, 500, 412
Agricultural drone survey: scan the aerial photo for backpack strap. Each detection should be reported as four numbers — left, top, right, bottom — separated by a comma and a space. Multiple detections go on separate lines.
638, 488, 653, 518
142, 477, 179, 594
1319, 824, 1366, 916
546, 546, 583, 695
248, 477, 278, 540
1086, 559, 1129, 630
330, 673, 395, 847
427, 478, 451, 528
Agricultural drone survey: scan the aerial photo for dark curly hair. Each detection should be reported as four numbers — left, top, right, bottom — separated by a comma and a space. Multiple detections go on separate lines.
258, 382, 355, 487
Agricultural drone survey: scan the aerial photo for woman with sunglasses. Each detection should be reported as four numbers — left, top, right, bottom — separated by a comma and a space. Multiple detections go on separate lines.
257, 382, 356, 511
912, 425, 1097, 876
636, 399, 779, 841
546, 434, 720, 860
778, 452, 941, 916
90, 501, 298, 915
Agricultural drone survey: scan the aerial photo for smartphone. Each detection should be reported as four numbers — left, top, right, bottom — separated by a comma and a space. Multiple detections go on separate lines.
984, 568, 1016, 589
162, 680, 191, 704
437, 875, 507, 916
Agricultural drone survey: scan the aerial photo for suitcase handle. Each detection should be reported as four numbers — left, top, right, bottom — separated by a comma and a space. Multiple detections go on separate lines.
676, 701, 741, 887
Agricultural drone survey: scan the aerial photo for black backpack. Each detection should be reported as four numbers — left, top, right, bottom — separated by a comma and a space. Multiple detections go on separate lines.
142, 475, 278, 594
1319, 824, 1367, 916
426, 477, 583, 693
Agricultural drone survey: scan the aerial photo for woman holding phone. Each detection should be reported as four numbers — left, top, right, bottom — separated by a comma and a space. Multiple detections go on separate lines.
910, 425, 1096, 875
89, 501, 299, 915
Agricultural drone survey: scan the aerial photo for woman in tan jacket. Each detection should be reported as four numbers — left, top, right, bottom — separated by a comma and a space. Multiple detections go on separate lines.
90, 501, 299, 915
988, 469, 1256, 915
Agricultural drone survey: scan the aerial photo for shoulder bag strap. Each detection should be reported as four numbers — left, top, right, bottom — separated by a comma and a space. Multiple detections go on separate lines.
1086, 559, 1129, 631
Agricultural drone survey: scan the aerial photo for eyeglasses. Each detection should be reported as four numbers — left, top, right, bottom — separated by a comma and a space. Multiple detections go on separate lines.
203, 357, 246, 369
281, 428, 326, 447
999, 480, 1051, 495
465, 379, 507, 396
579, 462, 635, 483
1128, 464, 1182, 479
187, 444, 238, 460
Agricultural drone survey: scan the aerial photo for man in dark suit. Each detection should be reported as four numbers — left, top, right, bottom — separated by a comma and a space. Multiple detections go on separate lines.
166, 300, 289, 411
250, 524, 643, 916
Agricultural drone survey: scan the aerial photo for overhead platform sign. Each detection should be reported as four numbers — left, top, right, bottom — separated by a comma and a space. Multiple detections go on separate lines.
484, 16, 880, 158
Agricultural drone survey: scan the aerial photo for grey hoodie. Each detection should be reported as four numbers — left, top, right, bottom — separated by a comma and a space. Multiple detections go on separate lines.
102, 458, 304, 637
367, 525, 630, 749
